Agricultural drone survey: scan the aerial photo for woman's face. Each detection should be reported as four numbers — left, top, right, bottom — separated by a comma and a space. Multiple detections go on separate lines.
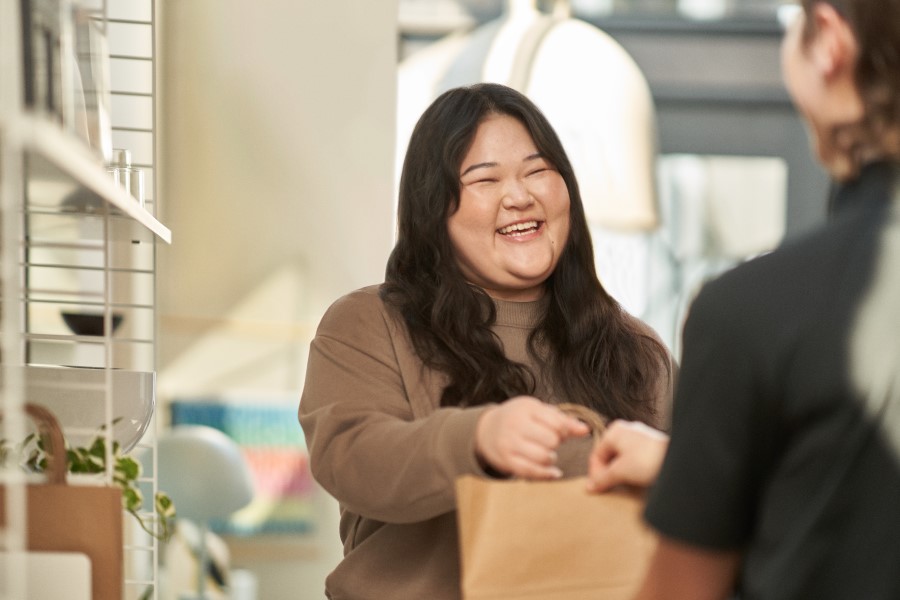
448, 113, 571, 302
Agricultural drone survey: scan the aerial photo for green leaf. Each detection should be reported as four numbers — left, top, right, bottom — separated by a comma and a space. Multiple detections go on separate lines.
86, 454, 104, 473
121, 486, 143, 512
116, 456, 141, 481
89, 437, 106, 458
156, 492, 176, 520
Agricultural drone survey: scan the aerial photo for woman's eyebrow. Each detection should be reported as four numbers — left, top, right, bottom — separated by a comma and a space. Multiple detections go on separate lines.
461, 161, 497, 177
461, 153, 545, 177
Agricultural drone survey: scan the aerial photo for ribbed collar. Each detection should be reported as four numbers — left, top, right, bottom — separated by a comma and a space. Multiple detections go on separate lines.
492, 294, 549, 329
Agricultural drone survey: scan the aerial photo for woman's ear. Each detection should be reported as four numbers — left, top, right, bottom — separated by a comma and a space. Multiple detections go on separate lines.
808, 1, 859, 80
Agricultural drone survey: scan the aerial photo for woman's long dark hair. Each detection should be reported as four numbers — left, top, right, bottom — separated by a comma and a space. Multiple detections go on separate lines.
382, 83, 667, 422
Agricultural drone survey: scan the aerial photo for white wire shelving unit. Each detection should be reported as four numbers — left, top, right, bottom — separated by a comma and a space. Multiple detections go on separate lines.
1, 0, 168, 598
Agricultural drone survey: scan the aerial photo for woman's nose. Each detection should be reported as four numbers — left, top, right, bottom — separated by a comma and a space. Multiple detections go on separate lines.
501, 179, 534, 209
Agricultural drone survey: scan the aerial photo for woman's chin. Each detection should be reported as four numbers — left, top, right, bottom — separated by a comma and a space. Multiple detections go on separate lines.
501, 270, 554, 296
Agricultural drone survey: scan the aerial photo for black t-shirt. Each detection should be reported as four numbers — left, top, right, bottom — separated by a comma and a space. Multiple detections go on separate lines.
645, 162, 900, 600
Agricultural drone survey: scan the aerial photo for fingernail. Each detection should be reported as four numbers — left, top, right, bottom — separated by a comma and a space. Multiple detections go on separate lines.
550, 467, 563, 479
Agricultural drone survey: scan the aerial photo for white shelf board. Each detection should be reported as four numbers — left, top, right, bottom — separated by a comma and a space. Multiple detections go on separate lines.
8, 114, 171, 244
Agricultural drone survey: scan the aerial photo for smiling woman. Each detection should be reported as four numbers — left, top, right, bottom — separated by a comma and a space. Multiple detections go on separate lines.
450, 113, 571, 301
297, 82, 674, 600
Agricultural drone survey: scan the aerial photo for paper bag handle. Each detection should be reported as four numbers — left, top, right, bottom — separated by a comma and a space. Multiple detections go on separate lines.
557, 402, 606, 440
23, 403, 68, 485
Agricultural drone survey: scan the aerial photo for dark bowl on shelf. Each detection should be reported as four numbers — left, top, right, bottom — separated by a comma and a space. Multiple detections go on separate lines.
61, 311, 124, 337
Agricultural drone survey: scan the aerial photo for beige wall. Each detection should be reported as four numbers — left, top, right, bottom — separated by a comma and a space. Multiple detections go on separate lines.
156, 1, 398, 597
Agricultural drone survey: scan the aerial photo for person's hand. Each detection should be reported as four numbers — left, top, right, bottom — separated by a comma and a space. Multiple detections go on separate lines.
475, 397, 590, 480
587, 420, 669, 493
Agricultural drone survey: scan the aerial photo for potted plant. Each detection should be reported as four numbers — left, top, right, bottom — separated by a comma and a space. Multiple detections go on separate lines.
3, 418, 176, 541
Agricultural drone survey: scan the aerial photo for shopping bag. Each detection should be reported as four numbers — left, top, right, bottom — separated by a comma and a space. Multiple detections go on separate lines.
0, 403, 123, 600
455, 403, 657, 600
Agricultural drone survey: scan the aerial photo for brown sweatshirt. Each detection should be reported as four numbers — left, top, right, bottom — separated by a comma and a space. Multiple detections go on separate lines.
298, 285, 672, 600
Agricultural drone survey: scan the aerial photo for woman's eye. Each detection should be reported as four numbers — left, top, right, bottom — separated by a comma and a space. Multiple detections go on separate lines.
527, 168, 547, 177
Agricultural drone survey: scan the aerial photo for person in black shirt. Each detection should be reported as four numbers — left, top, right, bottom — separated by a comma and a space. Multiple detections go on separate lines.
587, 1, 900, 598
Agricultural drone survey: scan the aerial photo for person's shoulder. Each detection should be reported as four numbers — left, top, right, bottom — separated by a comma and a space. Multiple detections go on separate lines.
318, 284, 393, 332
327, 284, 385, 311
686, 222, 853, 344
700, 223, 839, 306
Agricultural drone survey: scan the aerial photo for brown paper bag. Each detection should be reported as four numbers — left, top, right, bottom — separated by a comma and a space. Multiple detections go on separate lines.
455, 404, 657, 600
0, 403, 123, 600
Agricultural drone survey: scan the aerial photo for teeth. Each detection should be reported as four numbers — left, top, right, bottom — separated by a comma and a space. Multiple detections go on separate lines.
498, 221, 538, 235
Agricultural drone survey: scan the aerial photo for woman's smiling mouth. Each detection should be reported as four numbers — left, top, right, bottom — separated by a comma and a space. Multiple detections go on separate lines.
497, 220, 542, 237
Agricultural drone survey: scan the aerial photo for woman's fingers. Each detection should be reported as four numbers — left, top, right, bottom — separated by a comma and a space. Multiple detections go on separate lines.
530, 406, 591, 441
475, 397, 593, 478
506, 445, 564, 480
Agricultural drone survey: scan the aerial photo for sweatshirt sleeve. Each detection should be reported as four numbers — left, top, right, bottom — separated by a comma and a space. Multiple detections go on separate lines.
298, 288, 494, 524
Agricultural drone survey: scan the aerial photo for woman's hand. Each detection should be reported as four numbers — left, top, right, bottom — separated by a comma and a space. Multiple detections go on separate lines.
475, 397, 590, 479
587, 420, 669, 493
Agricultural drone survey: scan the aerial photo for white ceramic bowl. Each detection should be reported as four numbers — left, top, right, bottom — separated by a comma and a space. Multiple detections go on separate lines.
3, 364, 156, 453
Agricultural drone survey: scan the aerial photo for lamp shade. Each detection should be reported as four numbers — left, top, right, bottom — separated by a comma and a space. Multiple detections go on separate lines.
157, 425, 254, 522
